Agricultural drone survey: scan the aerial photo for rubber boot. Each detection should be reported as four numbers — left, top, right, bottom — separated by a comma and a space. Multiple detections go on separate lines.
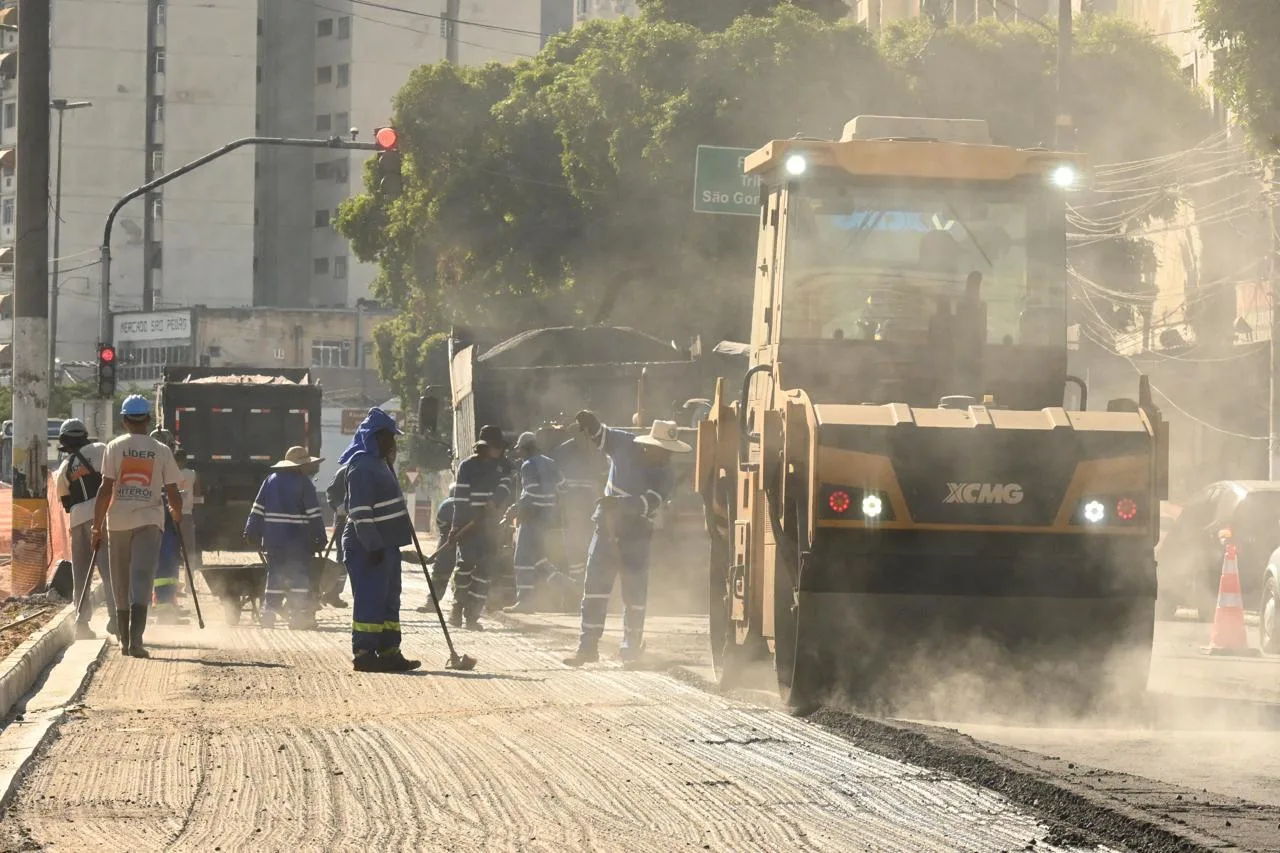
129, 605, 151, 659
75, 621, 97, 640
563, 643, 599, 667
116, 610, 131, 655
448, 601, 464, 628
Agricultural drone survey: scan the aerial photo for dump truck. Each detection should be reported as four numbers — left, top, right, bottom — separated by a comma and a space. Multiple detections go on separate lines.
157, 367, 323, 557
695, 116, 1169, 712
419, 326, 738, 612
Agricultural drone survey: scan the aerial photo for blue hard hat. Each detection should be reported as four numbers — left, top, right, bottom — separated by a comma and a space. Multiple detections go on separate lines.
120, 394, 151, 417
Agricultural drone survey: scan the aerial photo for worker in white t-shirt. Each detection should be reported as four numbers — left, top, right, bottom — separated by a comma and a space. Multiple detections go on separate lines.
54, 418, 114, 640
92, 395, 183, 659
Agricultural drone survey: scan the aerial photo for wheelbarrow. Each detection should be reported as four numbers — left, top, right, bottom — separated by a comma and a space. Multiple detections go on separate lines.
198, 563, 268, 626
309, 555, 345, 600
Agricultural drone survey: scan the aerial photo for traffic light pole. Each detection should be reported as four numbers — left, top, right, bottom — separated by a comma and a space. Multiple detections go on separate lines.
97, 134, 383, 351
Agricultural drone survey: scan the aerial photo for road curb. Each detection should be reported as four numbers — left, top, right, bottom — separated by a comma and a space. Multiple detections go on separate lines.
0, 634, 108, 817
0, 603, 75, 721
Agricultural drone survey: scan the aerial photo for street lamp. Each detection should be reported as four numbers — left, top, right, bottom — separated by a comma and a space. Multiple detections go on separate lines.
49, 98, 91, 386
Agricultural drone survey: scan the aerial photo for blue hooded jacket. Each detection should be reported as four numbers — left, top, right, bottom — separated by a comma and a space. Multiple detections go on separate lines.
339, 408, 413, 556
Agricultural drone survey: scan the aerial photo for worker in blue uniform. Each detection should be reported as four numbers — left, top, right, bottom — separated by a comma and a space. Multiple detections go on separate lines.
450, 426, 512, 631
502, 432, 566, 613
150, 429, 186, 624
552, 429, 604, 585
244, 445, 328, 630
415, 482, 462, 613
338, 407, 420, 673
564, 411, 691, 667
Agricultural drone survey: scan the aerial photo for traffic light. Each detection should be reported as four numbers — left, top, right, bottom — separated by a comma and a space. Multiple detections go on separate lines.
373, 126, 402, 195
97, 343, 117, 398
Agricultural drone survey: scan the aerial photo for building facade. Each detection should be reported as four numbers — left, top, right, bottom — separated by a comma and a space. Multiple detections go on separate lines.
573, 0, 640, 23
0, 0, 572, 372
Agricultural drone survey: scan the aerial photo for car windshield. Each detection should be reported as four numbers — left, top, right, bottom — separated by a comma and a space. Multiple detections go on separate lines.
781, 182, 1062, 347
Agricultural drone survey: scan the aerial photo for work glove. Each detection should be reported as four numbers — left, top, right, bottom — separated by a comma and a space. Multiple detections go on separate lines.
575, 410, 601, 436
369, 548, 386, 565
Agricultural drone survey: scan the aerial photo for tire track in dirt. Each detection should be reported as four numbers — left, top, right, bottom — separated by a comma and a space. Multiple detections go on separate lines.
3, 610, 1119, 852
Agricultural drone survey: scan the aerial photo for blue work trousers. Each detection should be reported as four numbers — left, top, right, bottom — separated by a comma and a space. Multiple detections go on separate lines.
263, 550, 313, 624
155, 524, 181, 605
578, 519, 652, 653
346, 545, 403, 656
513, 518, 555, 603
454, 525, 492, 620
430, 531, 457, 597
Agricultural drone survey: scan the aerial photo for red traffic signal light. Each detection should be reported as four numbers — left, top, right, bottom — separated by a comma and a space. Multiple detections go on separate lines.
99, 345, 116, 364
374, 127, 399, 151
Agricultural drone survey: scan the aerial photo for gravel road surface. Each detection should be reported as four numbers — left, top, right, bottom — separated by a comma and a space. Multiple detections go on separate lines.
0, 576, 1114, 853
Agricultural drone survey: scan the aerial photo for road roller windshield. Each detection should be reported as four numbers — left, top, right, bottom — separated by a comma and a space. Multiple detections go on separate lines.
781, 180, 1066, 348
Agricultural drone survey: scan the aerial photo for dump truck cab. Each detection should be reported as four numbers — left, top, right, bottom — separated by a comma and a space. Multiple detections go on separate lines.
697, 116, 1168, 712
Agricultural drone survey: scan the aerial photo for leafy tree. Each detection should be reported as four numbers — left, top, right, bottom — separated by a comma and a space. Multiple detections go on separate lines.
339, 9, 1212, 400
1199, 0, 1280, 145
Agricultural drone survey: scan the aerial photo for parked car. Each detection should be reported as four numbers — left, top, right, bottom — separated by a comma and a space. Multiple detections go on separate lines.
1260, 555, 1279, 654
1155, 481, 1280, 621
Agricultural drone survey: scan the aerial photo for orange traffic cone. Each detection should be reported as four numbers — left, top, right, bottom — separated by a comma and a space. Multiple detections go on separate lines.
1202, 534, 1261, 657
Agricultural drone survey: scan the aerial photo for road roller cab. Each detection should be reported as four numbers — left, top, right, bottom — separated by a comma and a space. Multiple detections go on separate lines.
696, 115, 1169, 713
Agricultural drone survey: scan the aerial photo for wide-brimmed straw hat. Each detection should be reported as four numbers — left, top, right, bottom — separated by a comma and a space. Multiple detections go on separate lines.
634, 420, 691, 453
272, 445, 325, 469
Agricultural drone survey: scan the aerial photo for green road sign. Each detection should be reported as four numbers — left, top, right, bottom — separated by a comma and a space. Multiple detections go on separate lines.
693, 145, 761, 216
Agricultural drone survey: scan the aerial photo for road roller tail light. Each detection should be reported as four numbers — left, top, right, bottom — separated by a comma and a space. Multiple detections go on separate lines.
821, 485, 892, 522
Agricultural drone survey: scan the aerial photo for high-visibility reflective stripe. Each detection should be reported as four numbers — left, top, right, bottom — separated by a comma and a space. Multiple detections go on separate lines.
384, 620, 401, 631
1217, 593, 1244, 609
376, 647, 402, 656
373, 498, 400, 509
373, 509, 407, 522
348, 505, 373, 514
352, 621, 384, 633
154, 577, 177, 587
584, 593, 609, 600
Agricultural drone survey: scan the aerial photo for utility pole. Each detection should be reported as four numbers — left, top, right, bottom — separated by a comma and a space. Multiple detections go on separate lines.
11, 0, 52, 585
49, 98, 92, 388
1055, 0, 1074, 150
445, 0, 459, 63
1269, 156, 1280, 479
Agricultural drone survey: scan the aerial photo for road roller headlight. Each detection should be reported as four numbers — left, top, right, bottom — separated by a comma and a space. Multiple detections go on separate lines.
785, 154, 808, 176
1051, 164, 1077, 189
861, 494, 883, 518
1082, 499, 1106, 524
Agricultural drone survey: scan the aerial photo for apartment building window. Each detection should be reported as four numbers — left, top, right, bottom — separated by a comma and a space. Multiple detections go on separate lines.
317, 17, 333, 36
314, 161, 332, 180
153, 49, 166, 75
313, 257, 330, 275
337, 15, 351, 39
334, 256, 348, 279
152, 96, 164, 124
150, 150, 163, 176
578, 0, 587, 13
311, 339, 350, 368
2, 102, 13, 129
333, 162, 349, 183
1, 198, 12, 227
315, 113, 331, 132
334, 112, 349, 133
336, 64, 350, 88
316, 65, 332, 85
314, 209, 330, 228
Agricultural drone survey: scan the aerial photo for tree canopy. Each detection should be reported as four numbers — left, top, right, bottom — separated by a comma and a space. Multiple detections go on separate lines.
338, 8, 1213, 403
1199, 0, 1280, 145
